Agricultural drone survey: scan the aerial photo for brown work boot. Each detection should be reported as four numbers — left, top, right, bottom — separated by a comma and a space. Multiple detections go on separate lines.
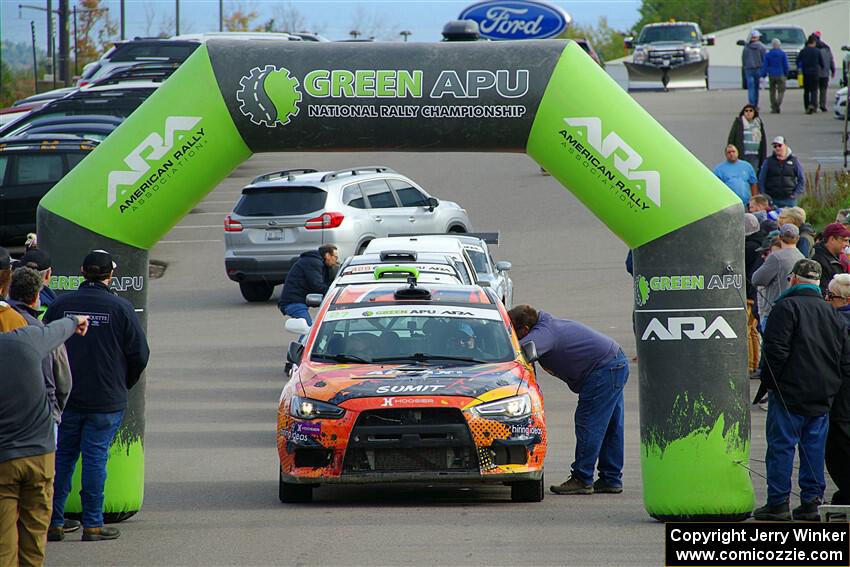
550, 475, 592, 495
46, 526, 65, 542
82, 526, 120, 541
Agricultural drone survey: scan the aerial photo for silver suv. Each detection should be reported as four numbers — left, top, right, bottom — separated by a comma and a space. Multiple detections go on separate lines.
224, 166, 472, 301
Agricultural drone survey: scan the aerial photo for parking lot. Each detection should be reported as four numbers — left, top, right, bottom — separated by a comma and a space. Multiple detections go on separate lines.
42, 86, 846, 566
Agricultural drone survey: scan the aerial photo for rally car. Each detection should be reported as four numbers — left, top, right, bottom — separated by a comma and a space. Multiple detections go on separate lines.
278, 279, 545, 503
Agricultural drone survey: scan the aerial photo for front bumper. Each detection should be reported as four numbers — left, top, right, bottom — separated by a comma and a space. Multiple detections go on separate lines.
280, 469, 543, 485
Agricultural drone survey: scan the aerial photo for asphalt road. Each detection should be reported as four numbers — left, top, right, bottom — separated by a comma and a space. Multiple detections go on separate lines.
45, 87, 845, 567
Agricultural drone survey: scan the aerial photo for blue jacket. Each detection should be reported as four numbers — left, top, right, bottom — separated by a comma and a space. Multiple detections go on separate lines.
44, 281, 149, 413
761, 48, 789, 78
278, 250, 332, 309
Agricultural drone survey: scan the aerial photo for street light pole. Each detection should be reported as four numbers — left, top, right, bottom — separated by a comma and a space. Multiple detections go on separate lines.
219, 0, 223, 32
400, 30, 412, 42
175, 0, 180, 35
120, 0, 125, 40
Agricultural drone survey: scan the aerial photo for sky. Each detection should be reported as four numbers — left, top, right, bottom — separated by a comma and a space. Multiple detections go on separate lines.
1, 0, 642, 51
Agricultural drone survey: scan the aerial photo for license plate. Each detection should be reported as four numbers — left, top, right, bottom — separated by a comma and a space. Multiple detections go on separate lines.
265, 228, 283, 241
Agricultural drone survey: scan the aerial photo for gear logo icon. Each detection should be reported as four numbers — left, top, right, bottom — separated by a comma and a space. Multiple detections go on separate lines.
635, 275, 650, 307
236, 65, 302, 127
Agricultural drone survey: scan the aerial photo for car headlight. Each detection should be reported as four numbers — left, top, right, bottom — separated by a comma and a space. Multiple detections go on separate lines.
289, 395, 345, 420
685, 46, 702, 61
471, 394, 532, 419
633, 48, 647, 64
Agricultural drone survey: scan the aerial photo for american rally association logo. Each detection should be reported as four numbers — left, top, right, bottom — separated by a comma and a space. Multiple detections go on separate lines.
236, 65, 302, 127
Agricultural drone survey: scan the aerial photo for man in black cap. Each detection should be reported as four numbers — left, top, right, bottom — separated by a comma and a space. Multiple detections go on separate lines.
43, 249, 149, 541
754, 259, 850, 521
16, 248, 57, 316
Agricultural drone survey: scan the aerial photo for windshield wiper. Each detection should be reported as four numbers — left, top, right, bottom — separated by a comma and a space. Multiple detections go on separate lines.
311, 353, 372, 363
371, 353, 488, 364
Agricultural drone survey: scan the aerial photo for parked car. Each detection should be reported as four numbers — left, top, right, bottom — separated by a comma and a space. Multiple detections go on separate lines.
841, 45, 849, 87
325, 262, 465, 300
835, 87, 847, 120
224, 166, 472, 302
78, 38, 201, 86
574, 38, 605, 68
363, 236, 479, 285
0, 82, 157, 138
737, 25, 806, 87
278, 279, 545, 503
7, 115, 123, 142
0, 135, 98, 245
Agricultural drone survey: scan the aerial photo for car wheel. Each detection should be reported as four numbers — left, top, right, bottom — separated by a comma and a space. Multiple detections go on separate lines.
510, 473, 544, 502
279, 473, 314, 503
239, 281, 273, 302
447, 226, 466, 234
357, 241, 371, 255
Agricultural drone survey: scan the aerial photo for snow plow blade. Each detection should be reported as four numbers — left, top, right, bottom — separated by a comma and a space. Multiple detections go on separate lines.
624, 60, 708, 91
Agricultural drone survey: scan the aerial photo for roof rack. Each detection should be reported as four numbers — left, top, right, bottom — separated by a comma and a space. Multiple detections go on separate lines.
251, 168, 319, 184
379, 250, 418, 262
374, 266, 420, 280
320, 166, 395, 183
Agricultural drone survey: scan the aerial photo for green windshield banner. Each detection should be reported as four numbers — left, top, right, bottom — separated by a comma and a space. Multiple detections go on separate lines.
527, 42, 739, 249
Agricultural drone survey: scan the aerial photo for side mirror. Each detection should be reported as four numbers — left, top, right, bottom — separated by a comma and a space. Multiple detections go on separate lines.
705, 35, 715, 46
426, 197, 439, 211
521, 341, 539, 364
305, 293, 323, 307
286, 341, 304, 365
736, 39, 746, 46
624, 37, 633, 50
495, 260, 512, 272
285, 318, 311, 336
841, 45, 849, 51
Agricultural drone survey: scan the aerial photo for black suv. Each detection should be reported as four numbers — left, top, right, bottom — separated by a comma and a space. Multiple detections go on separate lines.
0, 135, 98, 245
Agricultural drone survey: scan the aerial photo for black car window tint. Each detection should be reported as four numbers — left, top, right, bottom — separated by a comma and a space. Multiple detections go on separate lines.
341, 183, 367, 209
467, 250, 490, 273
0, 156, 8, 186
65, 152, 90, 171
388, 178, 428, 206
451, 259, 472, 284
14, 154, 64, 184
361, 179, 398, 209
234, 186, 327, 216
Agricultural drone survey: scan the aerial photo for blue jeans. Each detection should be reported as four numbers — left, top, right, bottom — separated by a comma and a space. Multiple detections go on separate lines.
765, 392, 828, 505
571, 349, 629, 486
51, 408, 125, 528
283, 302, 312, 326
745, 69, 761, 107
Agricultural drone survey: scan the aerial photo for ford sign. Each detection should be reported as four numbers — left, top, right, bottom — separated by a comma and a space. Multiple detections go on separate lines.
459, 0, 571, 41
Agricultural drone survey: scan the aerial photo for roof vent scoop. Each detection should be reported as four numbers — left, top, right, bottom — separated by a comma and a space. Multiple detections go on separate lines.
394, 276, 431, 300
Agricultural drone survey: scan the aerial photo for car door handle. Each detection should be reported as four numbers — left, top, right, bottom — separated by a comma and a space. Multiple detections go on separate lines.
374, 216, 382, 222
408, 216, 416, 223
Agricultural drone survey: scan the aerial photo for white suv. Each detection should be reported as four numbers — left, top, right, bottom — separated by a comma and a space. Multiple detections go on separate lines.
224, 166, 472, 302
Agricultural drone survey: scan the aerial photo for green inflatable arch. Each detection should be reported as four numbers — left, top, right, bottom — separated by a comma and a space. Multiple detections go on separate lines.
38, 40, 752, 521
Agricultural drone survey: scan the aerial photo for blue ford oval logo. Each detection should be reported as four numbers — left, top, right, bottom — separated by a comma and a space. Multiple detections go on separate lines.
459, 0, 571, 41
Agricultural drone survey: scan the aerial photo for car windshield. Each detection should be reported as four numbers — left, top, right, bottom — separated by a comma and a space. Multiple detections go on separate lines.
755, 28, 806, 45
638, 25, 700, 44
310, 309, 514, 364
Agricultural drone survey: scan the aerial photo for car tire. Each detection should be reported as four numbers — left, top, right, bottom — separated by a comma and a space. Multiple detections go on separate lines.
510, 474, 544, 502
357, 241, 371, 255
279, 473, 314, 503
239, 281, 273, 302
447, 226, 466, 234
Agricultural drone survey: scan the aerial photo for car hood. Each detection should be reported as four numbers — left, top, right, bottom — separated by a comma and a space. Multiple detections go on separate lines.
298, 361, 525, 405
641, 41, 695, 49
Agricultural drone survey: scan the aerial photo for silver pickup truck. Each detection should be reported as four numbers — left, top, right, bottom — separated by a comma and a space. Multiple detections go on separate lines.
624, 22, 714, 91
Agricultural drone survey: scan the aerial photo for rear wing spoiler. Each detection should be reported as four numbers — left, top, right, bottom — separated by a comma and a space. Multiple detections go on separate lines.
387, 232, 500, 245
